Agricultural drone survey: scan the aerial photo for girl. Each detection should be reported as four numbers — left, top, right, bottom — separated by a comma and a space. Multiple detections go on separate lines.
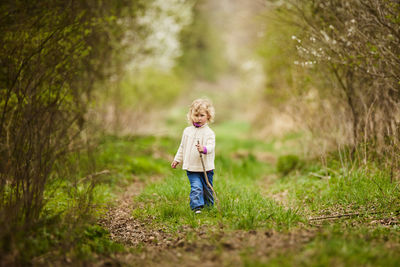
171, 99, 216, 214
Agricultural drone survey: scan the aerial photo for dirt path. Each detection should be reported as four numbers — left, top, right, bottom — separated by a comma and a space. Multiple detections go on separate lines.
99, 180, 169, 247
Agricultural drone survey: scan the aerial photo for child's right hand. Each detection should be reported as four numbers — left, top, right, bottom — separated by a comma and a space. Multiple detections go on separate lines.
171, 161, 179, 169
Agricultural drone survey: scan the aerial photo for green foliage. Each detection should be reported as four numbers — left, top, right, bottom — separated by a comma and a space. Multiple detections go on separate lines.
1, 214, 123, 265
276, 155, 302, 176
77, 225, 125, 257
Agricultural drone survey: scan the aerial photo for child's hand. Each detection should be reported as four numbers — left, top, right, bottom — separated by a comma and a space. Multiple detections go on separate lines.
196, 143, 204, 153
171, 161, 179, 168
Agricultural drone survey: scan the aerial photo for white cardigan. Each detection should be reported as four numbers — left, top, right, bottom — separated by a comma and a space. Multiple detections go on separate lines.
174, 124, 215, 172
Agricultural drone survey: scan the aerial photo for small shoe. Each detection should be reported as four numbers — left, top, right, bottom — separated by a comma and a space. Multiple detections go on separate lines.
194, 209, 202, 214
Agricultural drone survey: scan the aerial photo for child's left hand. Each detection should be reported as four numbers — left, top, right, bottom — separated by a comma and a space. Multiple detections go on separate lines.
196, 143, 204, 153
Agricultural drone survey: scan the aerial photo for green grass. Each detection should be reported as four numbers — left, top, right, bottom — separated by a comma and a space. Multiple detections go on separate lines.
134, 169, 302, 231
267, 159, 400, 216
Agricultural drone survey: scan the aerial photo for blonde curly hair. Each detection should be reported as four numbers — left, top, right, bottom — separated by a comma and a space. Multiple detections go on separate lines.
187, 98, 215, 124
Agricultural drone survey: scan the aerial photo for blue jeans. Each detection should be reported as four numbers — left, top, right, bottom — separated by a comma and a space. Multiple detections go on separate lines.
186, 170, 214, 210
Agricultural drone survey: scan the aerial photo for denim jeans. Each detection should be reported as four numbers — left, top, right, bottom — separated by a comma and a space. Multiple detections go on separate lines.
186, 170, 214, 210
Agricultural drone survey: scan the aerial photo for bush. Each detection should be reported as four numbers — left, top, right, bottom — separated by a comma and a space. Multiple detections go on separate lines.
276, 155, 301, 176
0, 1, 149, 263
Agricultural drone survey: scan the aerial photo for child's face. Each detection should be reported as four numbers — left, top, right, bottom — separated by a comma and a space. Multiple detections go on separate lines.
192, 110, 208, 126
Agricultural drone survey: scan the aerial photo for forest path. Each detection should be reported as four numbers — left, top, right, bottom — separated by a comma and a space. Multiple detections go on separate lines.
99, 178, 171, 247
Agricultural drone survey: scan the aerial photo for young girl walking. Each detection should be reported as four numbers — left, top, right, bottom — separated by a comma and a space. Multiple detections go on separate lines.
171, 99, 216, 214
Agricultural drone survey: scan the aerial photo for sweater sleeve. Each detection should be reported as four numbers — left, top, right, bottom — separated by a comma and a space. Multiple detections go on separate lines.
174, 130, 185, 163
204, 132, 215, 155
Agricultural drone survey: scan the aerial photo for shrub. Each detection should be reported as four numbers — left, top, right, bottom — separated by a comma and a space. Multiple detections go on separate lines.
277, 155, 301, 176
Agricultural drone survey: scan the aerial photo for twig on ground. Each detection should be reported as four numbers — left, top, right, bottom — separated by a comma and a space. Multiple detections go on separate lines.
309, 172, 330, 179
78, 170, 111, 183
309, 209, 400, 221
309, 211, 381, 221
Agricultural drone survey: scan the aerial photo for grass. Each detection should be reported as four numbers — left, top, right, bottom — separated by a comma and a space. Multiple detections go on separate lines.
268, 157, 400, 217
134, 170, 301, 231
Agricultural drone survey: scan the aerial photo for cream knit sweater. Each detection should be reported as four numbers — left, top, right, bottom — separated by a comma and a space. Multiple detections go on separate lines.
174, 124, 215, 172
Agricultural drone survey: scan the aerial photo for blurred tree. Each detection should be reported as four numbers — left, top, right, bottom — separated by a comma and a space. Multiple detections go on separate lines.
177, 0, 226, 81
